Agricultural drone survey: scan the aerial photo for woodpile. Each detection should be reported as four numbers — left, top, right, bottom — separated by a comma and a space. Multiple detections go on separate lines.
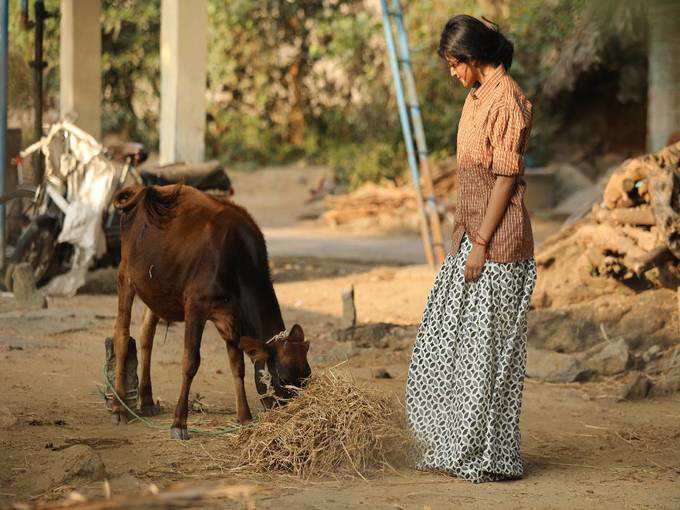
322, 157, 457, 229
323, 182, 418, 226
538, 141, 680, 287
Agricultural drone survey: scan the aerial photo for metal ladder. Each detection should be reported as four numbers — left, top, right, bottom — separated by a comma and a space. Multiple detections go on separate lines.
380, 0, 446, 267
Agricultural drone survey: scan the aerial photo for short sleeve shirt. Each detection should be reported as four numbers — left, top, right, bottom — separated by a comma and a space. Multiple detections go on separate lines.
451, 65, 534, 262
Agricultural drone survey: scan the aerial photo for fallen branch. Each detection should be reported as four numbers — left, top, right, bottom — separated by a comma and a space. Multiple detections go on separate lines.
12, 483, 258, 510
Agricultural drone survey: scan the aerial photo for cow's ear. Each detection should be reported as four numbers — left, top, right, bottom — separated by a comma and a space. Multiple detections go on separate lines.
288, 324, 305, 343
238, 336, 270, 363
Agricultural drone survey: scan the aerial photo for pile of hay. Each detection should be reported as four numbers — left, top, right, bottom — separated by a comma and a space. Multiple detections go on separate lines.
228, 370, 413, 479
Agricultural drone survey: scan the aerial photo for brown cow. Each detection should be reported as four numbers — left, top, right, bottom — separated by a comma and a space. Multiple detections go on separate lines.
111, 184, 311, 439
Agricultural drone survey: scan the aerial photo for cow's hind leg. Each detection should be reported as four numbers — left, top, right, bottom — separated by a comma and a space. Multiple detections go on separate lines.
213, 309, 252, 425
171, 304, 207, 440
112, 271, 135, 424
139, 307, 161, 416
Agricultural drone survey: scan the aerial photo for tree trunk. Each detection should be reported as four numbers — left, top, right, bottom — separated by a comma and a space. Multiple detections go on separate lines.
288, 57, 306, 147
647, 0, 680, 152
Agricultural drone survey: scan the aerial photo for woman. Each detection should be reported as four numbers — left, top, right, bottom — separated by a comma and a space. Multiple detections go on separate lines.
405, 14, 537, 483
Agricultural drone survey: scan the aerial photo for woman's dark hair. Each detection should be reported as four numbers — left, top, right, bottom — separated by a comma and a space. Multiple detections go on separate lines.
438, 15, 514, 70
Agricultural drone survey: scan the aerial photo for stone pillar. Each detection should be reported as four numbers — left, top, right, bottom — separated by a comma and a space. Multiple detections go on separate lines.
160, 0, 207, 165
59, 0, 101, 139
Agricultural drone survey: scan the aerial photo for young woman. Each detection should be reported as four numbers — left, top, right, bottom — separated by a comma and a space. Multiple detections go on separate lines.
405, 15, 537, 483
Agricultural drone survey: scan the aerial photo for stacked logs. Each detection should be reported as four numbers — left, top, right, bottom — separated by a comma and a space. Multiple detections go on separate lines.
545, 141, 680, 285
322, 157, 457, 228
322, 182, 418, 226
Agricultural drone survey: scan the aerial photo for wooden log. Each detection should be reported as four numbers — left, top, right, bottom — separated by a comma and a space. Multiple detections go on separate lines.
622, 178, 636, 193
16, 483, 258, 510
594, 206, 656, 226
648, 144, 680, 257
576, 224, 649, 260
627, 246, 675, 275
620, 226, 658, 252
584, 244, 606, 273
341, 284, 357, 329
602, 158, 651, 209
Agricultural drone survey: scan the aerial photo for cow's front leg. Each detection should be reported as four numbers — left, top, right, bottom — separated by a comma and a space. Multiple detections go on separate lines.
226, 342, 253, 425
112, 271, 135, 424
171, 307, 206, 440
212, 310, 253, 425
139, 307, 161, 417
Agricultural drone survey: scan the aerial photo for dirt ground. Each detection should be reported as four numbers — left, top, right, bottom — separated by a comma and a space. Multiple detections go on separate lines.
1, 165, 679, 509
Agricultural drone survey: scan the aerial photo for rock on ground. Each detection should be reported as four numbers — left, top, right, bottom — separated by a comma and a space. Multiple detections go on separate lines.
527, 290, 678, 354
618, 371, 653, 400
12, 263, 47, 310
584, 339, 631, 376
526, 347, 589, 383
650, 367, 680, 396
528, 308, 600, 352
0, 405, 17, 429
373, 368, 392, 379
332, 323, 415, 350
36, 445, 106, 492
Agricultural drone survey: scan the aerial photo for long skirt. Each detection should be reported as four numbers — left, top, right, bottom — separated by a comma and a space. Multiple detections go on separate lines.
405, 233, 537, 483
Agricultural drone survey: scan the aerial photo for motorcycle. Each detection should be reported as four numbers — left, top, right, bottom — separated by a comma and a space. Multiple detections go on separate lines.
1, 124, 149, 292
2, 122, 233, 294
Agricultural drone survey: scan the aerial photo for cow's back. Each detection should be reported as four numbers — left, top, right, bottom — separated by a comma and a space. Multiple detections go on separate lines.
115, 185, 265, 322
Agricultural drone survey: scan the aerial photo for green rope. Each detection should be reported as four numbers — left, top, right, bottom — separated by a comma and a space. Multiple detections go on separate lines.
102, 363, 240, 437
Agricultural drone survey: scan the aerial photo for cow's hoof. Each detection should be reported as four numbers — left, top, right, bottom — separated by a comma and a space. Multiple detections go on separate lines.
140, 403, 162, 417
237, 415, 253, 426
111, 412, 127, 425
170, 427, 189, 440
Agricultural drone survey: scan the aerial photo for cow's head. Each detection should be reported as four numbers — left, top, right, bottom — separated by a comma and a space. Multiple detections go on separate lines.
239, 324, 311, 407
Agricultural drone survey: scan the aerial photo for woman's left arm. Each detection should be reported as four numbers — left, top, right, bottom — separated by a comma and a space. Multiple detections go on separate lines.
476, 175, 516, 242
464, 176, 515, 282
464, 104, 530, 282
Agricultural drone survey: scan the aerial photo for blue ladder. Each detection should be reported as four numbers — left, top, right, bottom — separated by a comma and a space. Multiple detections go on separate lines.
380, 0, 446, 267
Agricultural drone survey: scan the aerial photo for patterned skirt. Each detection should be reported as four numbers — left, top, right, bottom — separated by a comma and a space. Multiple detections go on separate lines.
405, 233, 537, 483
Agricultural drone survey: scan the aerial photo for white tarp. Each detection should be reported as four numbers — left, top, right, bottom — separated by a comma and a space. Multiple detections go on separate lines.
20, 121, 120, 297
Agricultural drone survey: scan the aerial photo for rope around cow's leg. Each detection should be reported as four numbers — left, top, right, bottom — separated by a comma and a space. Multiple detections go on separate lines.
102, 363, 241, 437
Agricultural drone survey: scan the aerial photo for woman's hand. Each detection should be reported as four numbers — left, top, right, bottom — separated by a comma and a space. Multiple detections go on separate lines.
464, 244, 487, 282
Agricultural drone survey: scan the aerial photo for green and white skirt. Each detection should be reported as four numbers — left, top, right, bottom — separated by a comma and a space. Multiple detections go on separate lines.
405, 233, 537, 483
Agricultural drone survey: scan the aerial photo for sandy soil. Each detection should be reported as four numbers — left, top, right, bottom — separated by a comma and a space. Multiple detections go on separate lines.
1, 165, 679, 509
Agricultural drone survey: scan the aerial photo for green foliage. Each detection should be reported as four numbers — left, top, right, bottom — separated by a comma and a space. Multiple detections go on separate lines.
205, 0, 384, 164
6, 1, 616, 185
7, 0, 60, 125
101, 0, 160, 146
325, 141, 405, 190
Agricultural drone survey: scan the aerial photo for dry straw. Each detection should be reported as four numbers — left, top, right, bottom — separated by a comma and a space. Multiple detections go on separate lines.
227, 368, 415, 479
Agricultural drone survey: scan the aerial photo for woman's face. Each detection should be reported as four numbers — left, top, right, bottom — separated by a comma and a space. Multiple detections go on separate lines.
446, 56, 479, 88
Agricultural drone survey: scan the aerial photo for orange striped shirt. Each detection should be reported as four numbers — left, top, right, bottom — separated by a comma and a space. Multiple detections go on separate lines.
451, 65, 534, 262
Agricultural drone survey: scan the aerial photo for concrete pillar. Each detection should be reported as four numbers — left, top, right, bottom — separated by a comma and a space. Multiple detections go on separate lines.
160, 0, 207, 165
59, 0, 101, 139
647, 0, 680, 152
